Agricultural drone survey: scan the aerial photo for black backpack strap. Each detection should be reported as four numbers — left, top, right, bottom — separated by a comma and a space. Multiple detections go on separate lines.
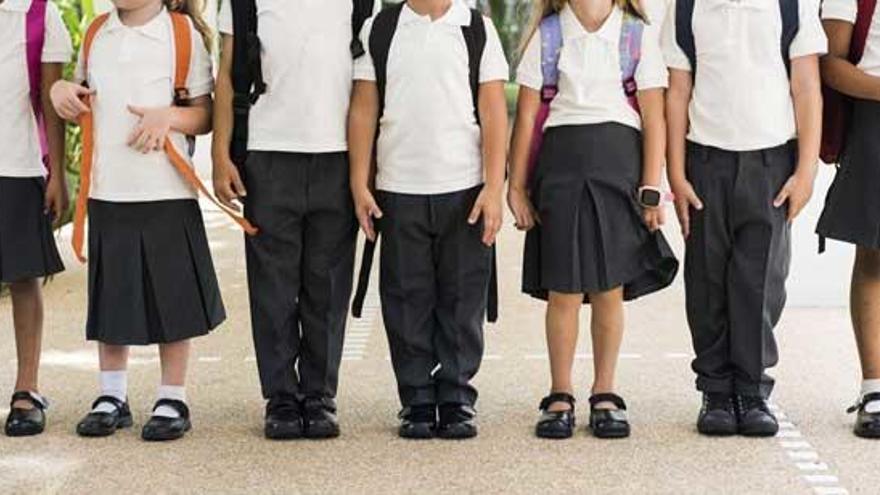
779, 0, 800, 78
351, 0, 375, 59
369, 2, 404, 120
461, 9, 487, 125
230, 0, 264, 167
675, 0, 697, 77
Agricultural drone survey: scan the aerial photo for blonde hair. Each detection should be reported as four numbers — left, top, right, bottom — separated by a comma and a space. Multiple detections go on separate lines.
164, 0, 213, 51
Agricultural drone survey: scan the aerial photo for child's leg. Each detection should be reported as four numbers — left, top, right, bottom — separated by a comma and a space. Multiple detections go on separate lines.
153, 340, 191, 418
10, 279, 43, 408
589, 287, 625, 408
851, 248, 880, 382
545, 292, 582, 411
90, 343, 129, 414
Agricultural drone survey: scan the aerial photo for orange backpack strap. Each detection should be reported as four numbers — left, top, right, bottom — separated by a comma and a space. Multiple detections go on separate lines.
71, 13, 110, 263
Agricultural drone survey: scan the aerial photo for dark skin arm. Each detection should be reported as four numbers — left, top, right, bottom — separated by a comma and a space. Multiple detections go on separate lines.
42, 62, 68, 225
212, 34, 247, 211
821, 19, 880, 100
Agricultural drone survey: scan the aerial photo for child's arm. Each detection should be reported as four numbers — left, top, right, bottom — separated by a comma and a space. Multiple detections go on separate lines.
822, 20, 880, 100
49, 80, 93, 122
126, 96, 212, 154
638, 87, 666, 232
471, 80, 508, 247
506, 86, 540, 231
348, 80, 382, 241
211, 34, 247, 211
774, 54, 822, 222
665, 69, 703, 239
42, 62, 68, 224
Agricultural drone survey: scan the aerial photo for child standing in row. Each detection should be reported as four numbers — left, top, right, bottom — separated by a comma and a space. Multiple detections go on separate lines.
50, 0, 224, 442
349, 0, 509, 439
1, 0, 72, 437
509, 0, 678, 439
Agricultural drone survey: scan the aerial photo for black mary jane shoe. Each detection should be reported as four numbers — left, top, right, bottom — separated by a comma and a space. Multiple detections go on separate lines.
265, 395, 303, 440
76, 395, 133, 438
536, 392, 576, 439
5, 391, 49, 437
141, 399, 192, 442
588, 393, 630, 439
735, 395, 778, 437
848, 392, 880, 439
437, 403, 478, 440
398, 404, 437, 440
303, 397, 340, 439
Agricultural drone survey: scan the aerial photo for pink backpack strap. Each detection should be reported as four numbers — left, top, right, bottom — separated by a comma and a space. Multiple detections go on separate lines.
619, 11, 643, 114
26, 0, 49, 170
526, 14, 563, 185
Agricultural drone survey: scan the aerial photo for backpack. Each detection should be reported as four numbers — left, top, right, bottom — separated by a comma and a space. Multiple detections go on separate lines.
72, 12, 258, 263
229, 0, 376, 167
675, 0, 800, 78
820, 0, 877, 164
25, 0, 49, 171
525, 10, 644, 184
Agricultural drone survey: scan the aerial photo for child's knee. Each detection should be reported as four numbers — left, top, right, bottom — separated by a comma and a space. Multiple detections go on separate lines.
548, 292, 583, 313
8, 278, 39, 296
856, 248, 880, 279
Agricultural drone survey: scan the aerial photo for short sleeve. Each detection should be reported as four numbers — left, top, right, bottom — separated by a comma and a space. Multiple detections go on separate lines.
821, 0, 856, 23
353, 18, 376, 81
218, 0, 233, 35
635, 23, 669, 90
791, 0, 828, 58
661, 0, 691, 71
42, 2, 73, 63
187, 21, 214, 98
515, 30, 542, 90
479, 17, 509, 83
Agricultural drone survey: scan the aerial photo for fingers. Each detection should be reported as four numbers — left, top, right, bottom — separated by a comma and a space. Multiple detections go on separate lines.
73, 85, 96, 97
774, 183, 792, 209
229, 167, 248, 198
127, 105, 145, 117
357, 210, 376, 241
468, 201, 483, 225
215, 181, 241, 211
482, 214, 502, 246
675, 201, 691, 238
687, 190, 704, 211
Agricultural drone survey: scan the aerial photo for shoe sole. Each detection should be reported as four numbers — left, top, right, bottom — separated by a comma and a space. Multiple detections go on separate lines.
304, 426, 341, 440
264, 425, 304, 440
399, 424, 436, 440
738, 427, 779, 438
590, 427, 631, 439
536, 428, 573, 440
436, 426, 477, 440
854, 428, 880, 439
697, 424, 738, 437
4, 425, 45, 437
141, 420, 191, 442
76, 415, 134, 438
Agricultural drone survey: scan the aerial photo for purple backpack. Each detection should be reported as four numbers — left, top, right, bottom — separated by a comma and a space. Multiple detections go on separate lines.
25, 0, 49, 170
526, 11, 644, 183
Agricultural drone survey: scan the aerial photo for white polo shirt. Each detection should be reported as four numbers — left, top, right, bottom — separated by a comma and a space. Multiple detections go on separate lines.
74, 8, 214, 202
0, 0, 72, 178
219, 0, 378, 154
516, 5, 668, 131
353, 0, 509, 195
661, 0, 828, 151
823, 0, 880, 77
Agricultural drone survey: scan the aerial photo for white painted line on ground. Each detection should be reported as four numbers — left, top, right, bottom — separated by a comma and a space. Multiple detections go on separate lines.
524, 354, 546, 360
780, 440, 813, 450
341, 356, 363, 362
663, 352, 691, 359
244, 356, 256, 363
619, 353, 643, 359
777, 429, 803, 438
788, 451, 820, 461
483, 354, 502, 361
813, 487, 849, 495
778, 421, 796, 430
804, 475, 840, 485
796, 462, 829, 472
198, 356, 222, 363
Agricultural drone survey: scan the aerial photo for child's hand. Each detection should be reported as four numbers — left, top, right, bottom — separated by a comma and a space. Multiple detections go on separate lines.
774, 170, 815, 222
212, 153, 246, 212
50, 80, 93, 121
507, 185, 538, 231
670, 179, 703, 239
44, 174, 69, 226
469, 185, 503, 246
642, 206, 665, 232
127, 105, 172, 154
354, 188, 382, 242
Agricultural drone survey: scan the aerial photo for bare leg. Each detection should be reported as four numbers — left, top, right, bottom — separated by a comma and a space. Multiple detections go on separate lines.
851, 248, 880, 380
589, 287, 625, 410
545, 292, 583, 412
10, 279, 43, 409
98, 343, 130, 372
159, 340, 191, 387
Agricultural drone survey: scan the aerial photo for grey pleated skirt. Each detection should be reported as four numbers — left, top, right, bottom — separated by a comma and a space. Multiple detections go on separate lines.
86, 199, 226, 345
0, 177, 64, 283
523, 123, 679, 303
817, 99, 880, 249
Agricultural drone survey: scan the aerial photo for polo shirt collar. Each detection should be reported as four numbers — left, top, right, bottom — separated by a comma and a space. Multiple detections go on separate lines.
400, 0, 471, 27
560, 4, 622, 44
104, 5, 169, 41
0, 0, 32, 13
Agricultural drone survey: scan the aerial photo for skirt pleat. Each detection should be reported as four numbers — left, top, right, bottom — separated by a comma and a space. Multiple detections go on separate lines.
0, 177, 64, 283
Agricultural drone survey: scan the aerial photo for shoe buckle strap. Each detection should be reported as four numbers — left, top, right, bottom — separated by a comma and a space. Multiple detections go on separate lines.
589, 393, 627, 411
539, 392, 576, 412
11, 391, 48, 410
153, 398, 190, 420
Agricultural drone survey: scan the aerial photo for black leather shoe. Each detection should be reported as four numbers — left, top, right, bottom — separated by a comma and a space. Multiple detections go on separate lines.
5, 391, 48, 437
264, 395, 303, 440
303, 397, 340, 439
848, 392, 880, 439
141, 399, 191, 442
736, 395, 778, 437
76, 395, 133, 438
697, 393, 738, 436
536, 392, 576, 439
589, 393, 630, 439
398, 404, 436, 439
437, 403, 477, 440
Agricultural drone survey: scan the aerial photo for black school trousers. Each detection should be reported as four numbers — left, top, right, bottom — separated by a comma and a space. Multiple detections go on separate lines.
243, 151, 357, 401
684, 141, 795, 399
377, 185, 491, 408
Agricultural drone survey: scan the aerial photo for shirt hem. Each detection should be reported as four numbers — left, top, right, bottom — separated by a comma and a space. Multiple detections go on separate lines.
376, 177, 484, 196
248, 141, 348, 154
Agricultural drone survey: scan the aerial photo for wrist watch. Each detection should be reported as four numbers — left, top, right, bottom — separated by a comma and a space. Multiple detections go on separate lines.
637, 186, 673, 208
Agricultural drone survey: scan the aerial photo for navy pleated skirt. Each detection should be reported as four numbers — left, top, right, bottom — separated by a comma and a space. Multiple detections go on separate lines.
0, 177, 64, 283
86, 199, 226, 345
522, 123, 679, 303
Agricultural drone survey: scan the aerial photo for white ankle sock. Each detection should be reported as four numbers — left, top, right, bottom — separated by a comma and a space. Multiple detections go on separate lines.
153, 385, 186, 419
93, 371, 127, 414
861, 379, 880, 413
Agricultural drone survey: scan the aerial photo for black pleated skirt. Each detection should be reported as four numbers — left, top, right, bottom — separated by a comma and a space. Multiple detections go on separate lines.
0, 177, 64, 283
86, 199, 226, 345
817, 99, 880, 249
523, 123, 679, 303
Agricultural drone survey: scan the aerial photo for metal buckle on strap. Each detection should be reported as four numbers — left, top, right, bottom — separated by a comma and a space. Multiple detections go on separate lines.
541, 85, 558, 103
350, 38, 366, 59
623, 78, 637, 97
232, 93, 252, 116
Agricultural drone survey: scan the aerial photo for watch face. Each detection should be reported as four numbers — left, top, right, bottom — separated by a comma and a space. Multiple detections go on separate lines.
640, 189, 661, 207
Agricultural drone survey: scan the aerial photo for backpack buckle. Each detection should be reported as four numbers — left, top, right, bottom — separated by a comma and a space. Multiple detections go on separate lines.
623, 79, 637, 97
173, 88, 191, 107
350, 38, 366, 59
541, 86, 558, 103
232, 93, 252, 116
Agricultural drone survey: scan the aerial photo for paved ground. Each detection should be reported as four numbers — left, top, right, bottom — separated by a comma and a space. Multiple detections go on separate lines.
0, 199, 876, 494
